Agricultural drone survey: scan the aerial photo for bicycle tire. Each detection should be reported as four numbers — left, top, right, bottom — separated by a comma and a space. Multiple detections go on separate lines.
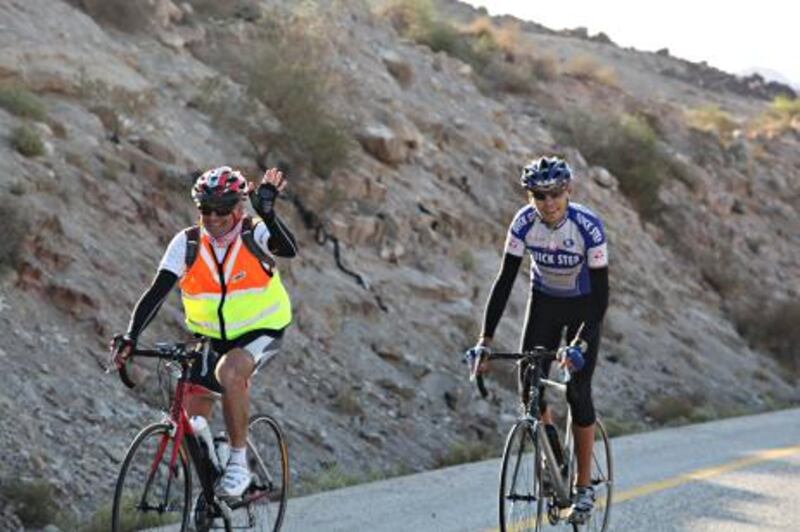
499, 420, 544, 532
570, 419, 613, 532
112, 422, 192, 532
246, 414, 289, 531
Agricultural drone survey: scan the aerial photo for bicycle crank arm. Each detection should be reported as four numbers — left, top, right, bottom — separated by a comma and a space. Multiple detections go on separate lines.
216, 499, 233, 523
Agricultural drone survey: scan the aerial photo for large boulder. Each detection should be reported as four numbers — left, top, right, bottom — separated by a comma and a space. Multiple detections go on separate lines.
357, 123, 409, 165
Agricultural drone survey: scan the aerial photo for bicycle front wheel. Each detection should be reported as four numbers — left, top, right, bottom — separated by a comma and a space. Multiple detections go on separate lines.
577, 419, 613, 532
246, 414, 289, 531
112, 422, 192, 532
499, 420, 544, 532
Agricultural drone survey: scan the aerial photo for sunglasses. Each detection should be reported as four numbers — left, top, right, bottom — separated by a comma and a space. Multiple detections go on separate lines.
531, 188, 566, 201
199, 205, 235, 216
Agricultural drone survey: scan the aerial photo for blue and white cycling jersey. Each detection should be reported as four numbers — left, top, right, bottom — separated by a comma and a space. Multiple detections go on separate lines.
504, 202, 608, 297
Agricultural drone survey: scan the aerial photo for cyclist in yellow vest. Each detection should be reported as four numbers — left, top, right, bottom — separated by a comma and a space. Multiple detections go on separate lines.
111, 166, 297, 498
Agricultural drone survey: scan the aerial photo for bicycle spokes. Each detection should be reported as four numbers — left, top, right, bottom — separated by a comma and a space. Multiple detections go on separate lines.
500, 422, 543, 531
246, 415, 289, 532
112, 424, 191, 531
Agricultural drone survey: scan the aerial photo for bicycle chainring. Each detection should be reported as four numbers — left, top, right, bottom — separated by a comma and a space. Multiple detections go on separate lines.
547, 499, 560, 526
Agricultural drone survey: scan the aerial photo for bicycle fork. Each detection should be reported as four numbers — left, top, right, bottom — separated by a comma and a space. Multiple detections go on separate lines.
140, 432, 180, 513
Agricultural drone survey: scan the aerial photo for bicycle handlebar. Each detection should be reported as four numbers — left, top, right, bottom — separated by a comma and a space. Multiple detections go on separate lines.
117, 342, 201, 389
470, 348, 560, 399
468, 323, 585, 398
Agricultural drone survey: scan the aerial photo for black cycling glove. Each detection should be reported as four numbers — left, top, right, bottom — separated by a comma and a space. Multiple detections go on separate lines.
250, 182, 280, 220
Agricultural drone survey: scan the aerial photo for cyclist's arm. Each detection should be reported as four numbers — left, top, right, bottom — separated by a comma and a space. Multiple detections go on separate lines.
480, 253, 523, 341
582, 266, 609, 342
264, 214, 298, 257
253, 216, 298, 258
125, 269, 179, 341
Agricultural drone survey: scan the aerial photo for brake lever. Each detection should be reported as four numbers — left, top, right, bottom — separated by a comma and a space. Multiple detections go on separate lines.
468, 352, 489, 398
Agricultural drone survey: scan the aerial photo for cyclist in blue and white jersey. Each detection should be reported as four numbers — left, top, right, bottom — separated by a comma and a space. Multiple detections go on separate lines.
468, 156, 609, 524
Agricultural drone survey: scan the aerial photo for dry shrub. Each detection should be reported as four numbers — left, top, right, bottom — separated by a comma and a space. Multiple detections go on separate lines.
529, 52, 559, 82
492, 20, 522, 54
245, 11, 352, 177
332, 388, 364, 416
686, 105, 739, 141
478, 57, 536, 94
749, 95, 800, 138
565, 55, 618, 87
77, 69, 156, 137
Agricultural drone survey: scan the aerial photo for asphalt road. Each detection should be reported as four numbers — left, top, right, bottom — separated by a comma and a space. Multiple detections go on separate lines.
282, 408, 800, 531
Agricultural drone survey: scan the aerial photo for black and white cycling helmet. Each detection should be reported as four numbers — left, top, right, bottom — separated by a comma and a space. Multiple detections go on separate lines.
520, 156, 572, 191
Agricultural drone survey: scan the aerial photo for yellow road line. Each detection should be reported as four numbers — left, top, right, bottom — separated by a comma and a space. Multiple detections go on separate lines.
613, 444, 800, 504
487, 444, 800, 531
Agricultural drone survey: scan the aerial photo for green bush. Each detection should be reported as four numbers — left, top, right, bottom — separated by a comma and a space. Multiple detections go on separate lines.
386, 1, 488, 65
82, 497, 180, 532
643, 396, 695, 424
454, 248, 476, 272
553, 110, 671, 219
71, 0, 151, 32
245, 14, 352, 177
11, 124, 45, 157
184, 0, 256, 20
381, 1, 545, 94
769, 95, 800, 118
752, 95, 800, 136
434, 440, 496, 468
735, 301, 800, 376
601, 417, 644, 437
295, 460, 412, 497
0, 479, 59, 529
0, 197, 26, 275
0, 85, 47, 121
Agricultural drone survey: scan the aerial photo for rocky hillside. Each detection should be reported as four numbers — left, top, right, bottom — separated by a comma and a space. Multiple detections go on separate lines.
1, 0, 798, 527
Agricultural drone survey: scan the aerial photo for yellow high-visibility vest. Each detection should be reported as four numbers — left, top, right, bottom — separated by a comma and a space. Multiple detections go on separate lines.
179, 229, 291, 339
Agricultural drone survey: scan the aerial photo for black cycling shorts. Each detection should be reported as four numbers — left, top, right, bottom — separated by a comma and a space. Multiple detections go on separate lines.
520, 291, 600, 427
189, 328, 284, 394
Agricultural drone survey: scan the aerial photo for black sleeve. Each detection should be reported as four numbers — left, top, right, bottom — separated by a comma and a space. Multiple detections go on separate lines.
582, 267, 609, 342
125, 269, 179, 341
251, 192, 298, 258
263, 214, 298, 258
480, 253, 523, 339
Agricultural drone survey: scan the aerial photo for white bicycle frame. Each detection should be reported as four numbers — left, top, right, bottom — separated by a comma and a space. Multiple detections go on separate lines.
532, 375, 576, 508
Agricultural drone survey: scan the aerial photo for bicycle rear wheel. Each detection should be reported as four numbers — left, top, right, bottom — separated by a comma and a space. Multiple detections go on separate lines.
499, 420, 544, 532
571, 419, 613, 531
112, 422, 192, 531
246, 414, 289, 531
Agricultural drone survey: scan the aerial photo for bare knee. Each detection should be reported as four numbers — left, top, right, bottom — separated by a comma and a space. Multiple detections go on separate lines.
216, 349, 255, 390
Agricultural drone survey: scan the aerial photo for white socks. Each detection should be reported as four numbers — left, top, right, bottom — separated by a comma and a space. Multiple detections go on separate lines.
228, 446, 247, 467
